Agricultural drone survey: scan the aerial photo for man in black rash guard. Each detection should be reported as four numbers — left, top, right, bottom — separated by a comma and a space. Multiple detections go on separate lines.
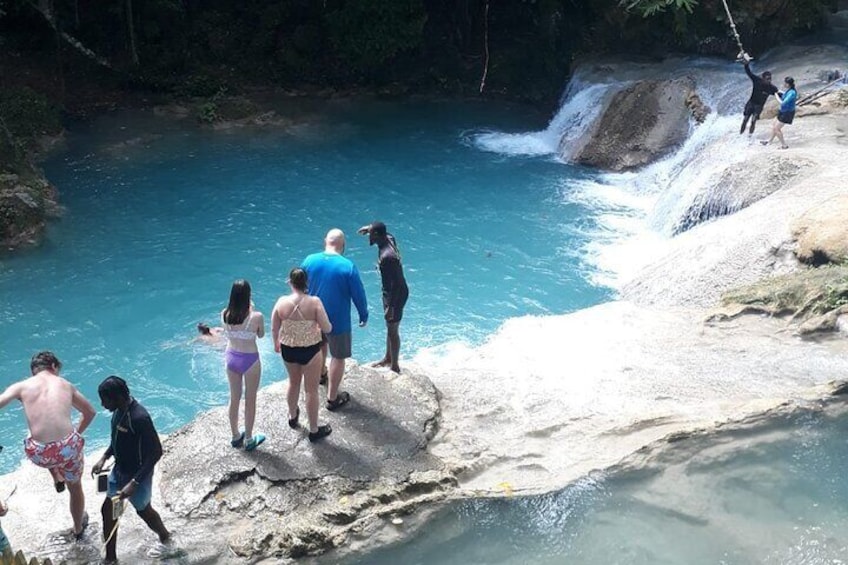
358, 221, 409, 373
740, 54, 778, 135
91, 376, 170, 564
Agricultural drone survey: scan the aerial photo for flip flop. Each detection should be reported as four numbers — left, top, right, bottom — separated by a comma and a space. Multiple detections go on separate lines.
244, 434, 266, 452
308, 424, 332, 443
230, 432, 245, 448
326, 391, 350, 412
288, 408, 300, 429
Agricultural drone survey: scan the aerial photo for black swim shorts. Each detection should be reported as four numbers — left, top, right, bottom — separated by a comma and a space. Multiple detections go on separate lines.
777, 110, 795, 124
382, 287, 409, 324
743, 101, 764, 118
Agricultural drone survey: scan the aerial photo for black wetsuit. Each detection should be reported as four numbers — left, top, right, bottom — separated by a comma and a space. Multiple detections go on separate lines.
378, 234, 409, 323
105, 398, 162, 484
741, 63, 778, 134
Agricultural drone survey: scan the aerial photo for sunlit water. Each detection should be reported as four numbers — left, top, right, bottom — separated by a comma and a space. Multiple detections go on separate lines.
0, 98, 609, 472
343, 406, 848, 565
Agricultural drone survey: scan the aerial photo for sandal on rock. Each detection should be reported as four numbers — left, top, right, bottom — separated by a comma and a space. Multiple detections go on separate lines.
244, 434, 266, 452
759, 140, 769, 146
779, 145, 789, 150
288, 408, 300, 429
326, 391, 350, 412
230, 432, 245, 448
308, 424, 332, 443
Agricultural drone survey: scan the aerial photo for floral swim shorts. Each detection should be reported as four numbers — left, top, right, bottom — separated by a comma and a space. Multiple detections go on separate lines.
23, 430, 85, 483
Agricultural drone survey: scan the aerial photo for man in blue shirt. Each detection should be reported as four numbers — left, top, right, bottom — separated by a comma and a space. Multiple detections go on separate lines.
302, 228, 368, 411
91, 376, 170, 563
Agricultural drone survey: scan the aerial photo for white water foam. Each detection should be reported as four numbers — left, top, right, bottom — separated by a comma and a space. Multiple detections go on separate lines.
468, 57, 762, 289
471, 83, 615, 157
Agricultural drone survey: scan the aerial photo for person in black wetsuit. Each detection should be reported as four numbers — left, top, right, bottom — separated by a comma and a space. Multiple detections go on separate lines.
91, 376, 170, 564
740, 54, 778, 135
358, 221, 409, 373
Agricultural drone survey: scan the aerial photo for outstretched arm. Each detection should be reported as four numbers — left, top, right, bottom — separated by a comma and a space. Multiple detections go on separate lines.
71, 388, 96, 435
744, 62, 757, 81
0, 382, 22, 410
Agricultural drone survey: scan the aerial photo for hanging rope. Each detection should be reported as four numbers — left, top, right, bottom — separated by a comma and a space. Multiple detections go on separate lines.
479, 0, 490, 94
719, 0, 747, 57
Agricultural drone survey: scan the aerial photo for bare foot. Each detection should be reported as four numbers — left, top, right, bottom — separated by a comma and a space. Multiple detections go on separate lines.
370, 358, 391, 368
390, 365, 401, 374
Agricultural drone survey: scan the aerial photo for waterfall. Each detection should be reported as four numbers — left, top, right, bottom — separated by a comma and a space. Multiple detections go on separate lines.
469, 56, 779, 287
470, 80, 616, 157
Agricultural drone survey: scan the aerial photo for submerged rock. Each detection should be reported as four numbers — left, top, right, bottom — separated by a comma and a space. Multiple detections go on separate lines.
570, 78, 708, 171
792, 194, 848, 265
160, 365, 455, 560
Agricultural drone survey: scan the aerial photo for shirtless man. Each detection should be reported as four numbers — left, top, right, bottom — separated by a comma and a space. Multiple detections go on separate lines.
358, 221, 409, 373
0, 351, 97, 539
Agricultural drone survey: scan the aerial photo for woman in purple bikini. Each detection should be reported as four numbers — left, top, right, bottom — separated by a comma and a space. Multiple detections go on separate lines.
221, 279, 266, 451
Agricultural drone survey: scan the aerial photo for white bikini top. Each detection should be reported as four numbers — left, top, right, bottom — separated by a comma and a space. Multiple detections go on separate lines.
222, 312, 256, 341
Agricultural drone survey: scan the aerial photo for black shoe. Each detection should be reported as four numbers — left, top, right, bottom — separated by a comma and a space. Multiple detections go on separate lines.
288, 408, 300, 429
326, 391, 350, 412
308, 424, 332, 443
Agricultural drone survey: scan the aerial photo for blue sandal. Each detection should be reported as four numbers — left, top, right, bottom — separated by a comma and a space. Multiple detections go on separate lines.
244, 434, 266, 452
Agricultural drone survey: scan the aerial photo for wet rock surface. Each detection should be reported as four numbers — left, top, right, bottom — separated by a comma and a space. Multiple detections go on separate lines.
675, 155, 813, 234
571, 78, 699, 171
160, 365, 454, 560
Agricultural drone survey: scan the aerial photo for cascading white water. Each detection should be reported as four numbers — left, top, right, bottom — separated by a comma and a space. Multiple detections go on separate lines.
470, 56, 780, 288
470, 80, 615, 157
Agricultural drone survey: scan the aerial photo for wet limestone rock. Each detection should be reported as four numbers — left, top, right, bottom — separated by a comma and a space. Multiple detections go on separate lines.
159, 365, 455, 561
792, 195, 848, 265
675, 155, 813, 233
570, 78, 708, 171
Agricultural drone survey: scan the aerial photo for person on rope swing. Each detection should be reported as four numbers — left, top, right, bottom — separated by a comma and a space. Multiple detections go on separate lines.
739, 52, 778, 135
762, 76, 797, 150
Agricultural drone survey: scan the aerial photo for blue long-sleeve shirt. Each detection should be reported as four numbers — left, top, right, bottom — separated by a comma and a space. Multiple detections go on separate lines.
779, 88, 797, 113
301, 252, 368, 334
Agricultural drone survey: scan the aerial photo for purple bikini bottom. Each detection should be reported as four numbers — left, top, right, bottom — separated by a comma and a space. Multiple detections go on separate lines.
225, 350, 260, 374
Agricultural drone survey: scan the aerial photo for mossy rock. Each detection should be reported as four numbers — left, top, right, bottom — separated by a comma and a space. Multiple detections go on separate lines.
721, 265, 848, 320
0, 87, 62, 151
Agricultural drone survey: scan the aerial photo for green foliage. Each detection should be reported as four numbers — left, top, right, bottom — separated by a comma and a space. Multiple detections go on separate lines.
620, 0, 698, 17
325, 0, 427, 73
196, 101, 219, 124
0, 87, 62, 146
